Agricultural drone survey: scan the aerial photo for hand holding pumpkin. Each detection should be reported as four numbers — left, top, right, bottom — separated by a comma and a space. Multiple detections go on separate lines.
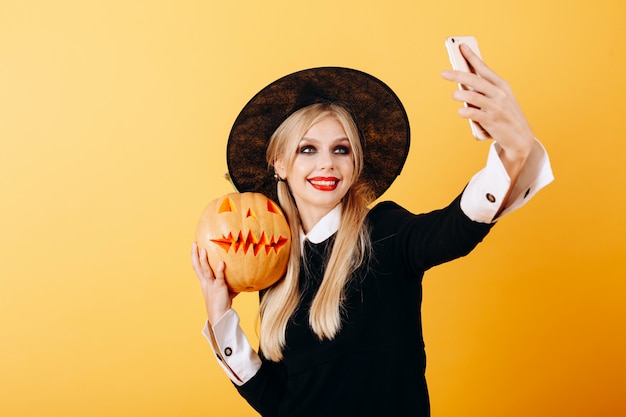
191, 242, 236, 326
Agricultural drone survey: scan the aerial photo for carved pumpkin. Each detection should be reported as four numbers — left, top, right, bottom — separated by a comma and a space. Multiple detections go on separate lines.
195, 192, 291, 292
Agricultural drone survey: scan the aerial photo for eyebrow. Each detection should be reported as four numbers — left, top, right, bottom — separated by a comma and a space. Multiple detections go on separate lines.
299, 136, 350, 144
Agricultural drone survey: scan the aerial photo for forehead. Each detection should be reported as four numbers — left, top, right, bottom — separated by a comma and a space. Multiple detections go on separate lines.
302, 117, 349, 140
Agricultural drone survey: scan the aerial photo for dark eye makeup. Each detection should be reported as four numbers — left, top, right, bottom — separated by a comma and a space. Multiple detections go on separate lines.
297, 140, 351, 155
299, 145, 316, 154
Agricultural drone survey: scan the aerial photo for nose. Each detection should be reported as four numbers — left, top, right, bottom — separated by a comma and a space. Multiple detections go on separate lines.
317, 149, 335, 170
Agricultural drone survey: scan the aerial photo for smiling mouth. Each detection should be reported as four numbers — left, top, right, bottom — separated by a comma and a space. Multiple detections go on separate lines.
308, 177, 340, 191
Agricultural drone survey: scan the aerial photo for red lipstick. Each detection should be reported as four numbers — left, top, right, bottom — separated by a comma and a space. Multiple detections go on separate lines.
308, 177, 340, 191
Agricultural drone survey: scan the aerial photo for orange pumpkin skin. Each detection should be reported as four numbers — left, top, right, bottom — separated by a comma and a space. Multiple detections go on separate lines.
195, 192, 291, 292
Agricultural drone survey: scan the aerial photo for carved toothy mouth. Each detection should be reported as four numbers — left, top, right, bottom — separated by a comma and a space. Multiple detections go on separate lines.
211, 231, 289, 256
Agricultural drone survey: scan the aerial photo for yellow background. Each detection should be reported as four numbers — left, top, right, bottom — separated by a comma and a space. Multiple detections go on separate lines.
1, 1, 624, 416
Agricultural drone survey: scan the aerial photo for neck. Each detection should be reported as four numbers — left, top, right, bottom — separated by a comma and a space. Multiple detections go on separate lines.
299, 207, 331, 234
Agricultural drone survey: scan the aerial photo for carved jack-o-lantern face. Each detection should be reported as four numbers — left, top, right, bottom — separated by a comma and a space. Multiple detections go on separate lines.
195, 192, 291, 292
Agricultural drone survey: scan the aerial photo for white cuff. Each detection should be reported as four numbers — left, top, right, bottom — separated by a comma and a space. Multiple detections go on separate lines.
202, 309, 261, 386
461, 138, 554, 223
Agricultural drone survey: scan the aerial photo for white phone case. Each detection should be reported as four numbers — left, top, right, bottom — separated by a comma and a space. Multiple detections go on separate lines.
445, 36, 490, 140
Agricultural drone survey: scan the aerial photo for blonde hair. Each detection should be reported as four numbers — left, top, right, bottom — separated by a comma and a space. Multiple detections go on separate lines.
259, 103, 374, 361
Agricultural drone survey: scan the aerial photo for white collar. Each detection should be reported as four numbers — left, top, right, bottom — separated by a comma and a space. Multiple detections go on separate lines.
299, 204, 342, 245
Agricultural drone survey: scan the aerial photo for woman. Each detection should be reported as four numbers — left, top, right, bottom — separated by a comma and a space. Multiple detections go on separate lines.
192, 44, 553, 416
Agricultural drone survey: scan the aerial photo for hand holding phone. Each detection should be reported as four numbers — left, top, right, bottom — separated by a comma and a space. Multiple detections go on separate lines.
445, 36, 491, 140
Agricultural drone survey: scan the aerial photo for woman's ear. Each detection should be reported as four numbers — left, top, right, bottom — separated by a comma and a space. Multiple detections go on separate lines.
274, 157, 287, 180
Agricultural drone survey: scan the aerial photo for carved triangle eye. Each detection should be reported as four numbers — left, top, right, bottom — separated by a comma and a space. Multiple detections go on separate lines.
267, 199, 280, 214
218, 197, 236, 213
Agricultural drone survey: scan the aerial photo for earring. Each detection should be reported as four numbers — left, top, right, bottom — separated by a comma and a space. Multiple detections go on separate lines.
274, 173, 285, 182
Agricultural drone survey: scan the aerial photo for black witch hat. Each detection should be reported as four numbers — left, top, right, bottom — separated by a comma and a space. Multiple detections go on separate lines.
226, 67, 410, 203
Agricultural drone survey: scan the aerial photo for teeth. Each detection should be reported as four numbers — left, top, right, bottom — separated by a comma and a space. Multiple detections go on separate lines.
310, 180, 337, 186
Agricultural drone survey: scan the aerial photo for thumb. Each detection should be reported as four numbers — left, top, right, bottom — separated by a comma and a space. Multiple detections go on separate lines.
214, 261, 226, 283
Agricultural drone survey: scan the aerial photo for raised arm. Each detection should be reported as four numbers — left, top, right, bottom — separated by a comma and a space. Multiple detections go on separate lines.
442, 43, 536, 210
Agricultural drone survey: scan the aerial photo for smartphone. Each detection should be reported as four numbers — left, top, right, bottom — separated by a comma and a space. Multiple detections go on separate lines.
445, 36, 490, 140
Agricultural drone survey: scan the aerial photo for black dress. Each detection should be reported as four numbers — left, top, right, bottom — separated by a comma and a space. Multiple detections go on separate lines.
236, 195, 493, 416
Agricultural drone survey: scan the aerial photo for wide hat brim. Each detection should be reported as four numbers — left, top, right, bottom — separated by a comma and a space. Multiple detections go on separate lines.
226, 67, 410, 203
